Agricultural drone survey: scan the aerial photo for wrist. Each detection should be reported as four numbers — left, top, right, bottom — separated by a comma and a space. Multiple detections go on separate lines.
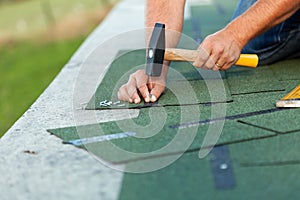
223, 22, 251, 49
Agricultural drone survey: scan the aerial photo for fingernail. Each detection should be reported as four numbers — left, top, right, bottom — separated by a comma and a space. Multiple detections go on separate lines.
134, 99, 140, 104
150, 95, 157, 102
145, 96, 150, 103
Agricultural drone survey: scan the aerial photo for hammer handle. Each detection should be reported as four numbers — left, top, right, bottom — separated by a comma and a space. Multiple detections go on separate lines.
164, 48, 259, 68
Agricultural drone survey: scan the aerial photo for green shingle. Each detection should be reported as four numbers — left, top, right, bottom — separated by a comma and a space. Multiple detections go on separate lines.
48, 1, 300, 198
119, 151, 300, 200
226, 66, 285, 95
230, 131, 300, 165
49, 105, 275, 164
239, 108, 300, 133
269, 59, 300, 81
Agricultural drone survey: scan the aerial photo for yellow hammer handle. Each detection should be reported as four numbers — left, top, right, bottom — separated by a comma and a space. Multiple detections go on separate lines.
235, 54, 259, 68
164, 48, 259, 68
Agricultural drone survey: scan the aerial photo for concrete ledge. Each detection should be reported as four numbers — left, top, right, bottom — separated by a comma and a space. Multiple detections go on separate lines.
0, 0, 145, 199
0, 0, 211, 199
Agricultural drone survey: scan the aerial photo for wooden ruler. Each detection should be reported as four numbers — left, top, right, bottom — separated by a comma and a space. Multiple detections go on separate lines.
276, 84, 300, 108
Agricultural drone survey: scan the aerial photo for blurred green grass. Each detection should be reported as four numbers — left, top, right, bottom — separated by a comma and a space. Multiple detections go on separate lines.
0, 38, 85, 137
0, 0, 117, 137
0, 0, 113, 38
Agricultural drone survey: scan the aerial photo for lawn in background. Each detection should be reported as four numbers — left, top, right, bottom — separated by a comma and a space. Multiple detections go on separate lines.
0, 0, 114, 38
0, 38, 85, 137
0, 0, 117, 137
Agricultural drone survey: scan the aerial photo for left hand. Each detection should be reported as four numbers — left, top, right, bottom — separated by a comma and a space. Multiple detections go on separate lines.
193, 29, 243, 71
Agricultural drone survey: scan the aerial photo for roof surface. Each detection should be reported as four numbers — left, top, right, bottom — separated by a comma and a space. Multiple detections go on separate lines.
49, 0, 300, 199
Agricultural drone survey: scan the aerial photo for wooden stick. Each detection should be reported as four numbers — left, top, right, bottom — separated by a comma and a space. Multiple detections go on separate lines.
164, 48, 259, 68
276, 84, 300, 108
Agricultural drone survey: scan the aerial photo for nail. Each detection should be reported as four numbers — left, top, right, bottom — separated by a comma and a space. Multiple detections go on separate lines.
134, 99, 140, 104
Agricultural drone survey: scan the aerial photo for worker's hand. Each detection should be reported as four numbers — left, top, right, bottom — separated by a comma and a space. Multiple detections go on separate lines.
117, 69, 166, 104
193, 29, 243, 71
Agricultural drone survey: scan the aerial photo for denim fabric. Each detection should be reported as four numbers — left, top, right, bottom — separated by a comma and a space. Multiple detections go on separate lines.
232, 0, 300, 65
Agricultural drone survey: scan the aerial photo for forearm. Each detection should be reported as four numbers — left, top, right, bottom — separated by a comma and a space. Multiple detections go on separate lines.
145, 0, 186, 48
224, 0, 300, 48
145, 0, 186, 78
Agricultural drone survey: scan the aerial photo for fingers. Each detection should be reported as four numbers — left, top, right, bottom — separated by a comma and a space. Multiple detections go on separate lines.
138, 85, 151, 102
215, 54, 238, 71
193, 47, 210, 69
148, 76, 166, 102
193, 46, 237, 71
193, 31, 242, 71
118, 70, 149, 104
135, 70, 151, 102
194, 40, 225, 71
117, 81, 140, 103
149, 84, 165, 102
117, 69, 167, 104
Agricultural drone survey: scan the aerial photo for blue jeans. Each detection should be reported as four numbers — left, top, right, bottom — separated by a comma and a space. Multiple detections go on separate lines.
232, 0, 300, 65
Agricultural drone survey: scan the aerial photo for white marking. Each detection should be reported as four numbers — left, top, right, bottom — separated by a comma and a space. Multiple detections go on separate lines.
100, 100, 113, 107
113, 101, 121, 105
66, 132, 136, 146
148, 49, 154, 59
276, 100, 300, 108
220, 163, 228, 170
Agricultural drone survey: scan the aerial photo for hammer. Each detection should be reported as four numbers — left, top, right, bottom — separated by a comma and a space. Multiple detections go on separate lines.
146, 23, 259, 77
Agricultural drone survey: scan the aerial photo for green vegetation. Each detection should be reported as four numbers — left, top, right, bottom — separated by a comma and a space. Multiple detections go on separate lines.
0, 38, 85, 137
0, 0, 118, 137
0, 0, 116, 38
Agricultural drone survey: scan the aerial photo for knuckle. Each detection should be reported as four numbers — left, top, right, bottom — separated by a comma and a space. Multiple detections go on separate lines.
193, 62, 202, 68
193, 62, 199, 68
129, 73, 135, 80
136, 69, 145, 76
119, 84, 127, 91
215, 45, 225, 55
229, 56, 236, 63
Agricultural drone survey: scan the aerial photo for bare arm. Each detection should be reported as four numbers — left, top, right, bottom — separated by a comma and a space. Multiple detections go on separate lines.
118, 0, 186, 103
227, 0, 300, 47
118, 0, 300, 103
145, 0, 186, 47
145, 0, 186, 95
196, 0, 300, 70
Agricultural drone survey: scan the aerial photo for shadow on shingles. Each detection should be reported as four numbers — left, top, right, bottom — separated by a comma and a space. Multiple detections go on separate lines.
268, 59, 300, 81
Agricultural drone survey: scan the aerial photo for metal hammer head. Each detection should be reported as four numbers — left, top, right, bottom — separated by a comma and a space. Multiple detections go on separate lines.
146, 23, 165, 77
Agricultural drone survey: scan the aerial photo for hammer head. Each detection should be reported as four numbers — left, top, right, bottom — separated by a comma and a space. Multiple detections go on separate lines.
146, 23, 165, 77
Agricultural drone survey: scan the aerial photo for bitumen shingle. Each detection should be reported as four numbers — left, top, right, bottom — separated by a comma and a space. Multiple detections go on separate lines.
48, 0, 300, 198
